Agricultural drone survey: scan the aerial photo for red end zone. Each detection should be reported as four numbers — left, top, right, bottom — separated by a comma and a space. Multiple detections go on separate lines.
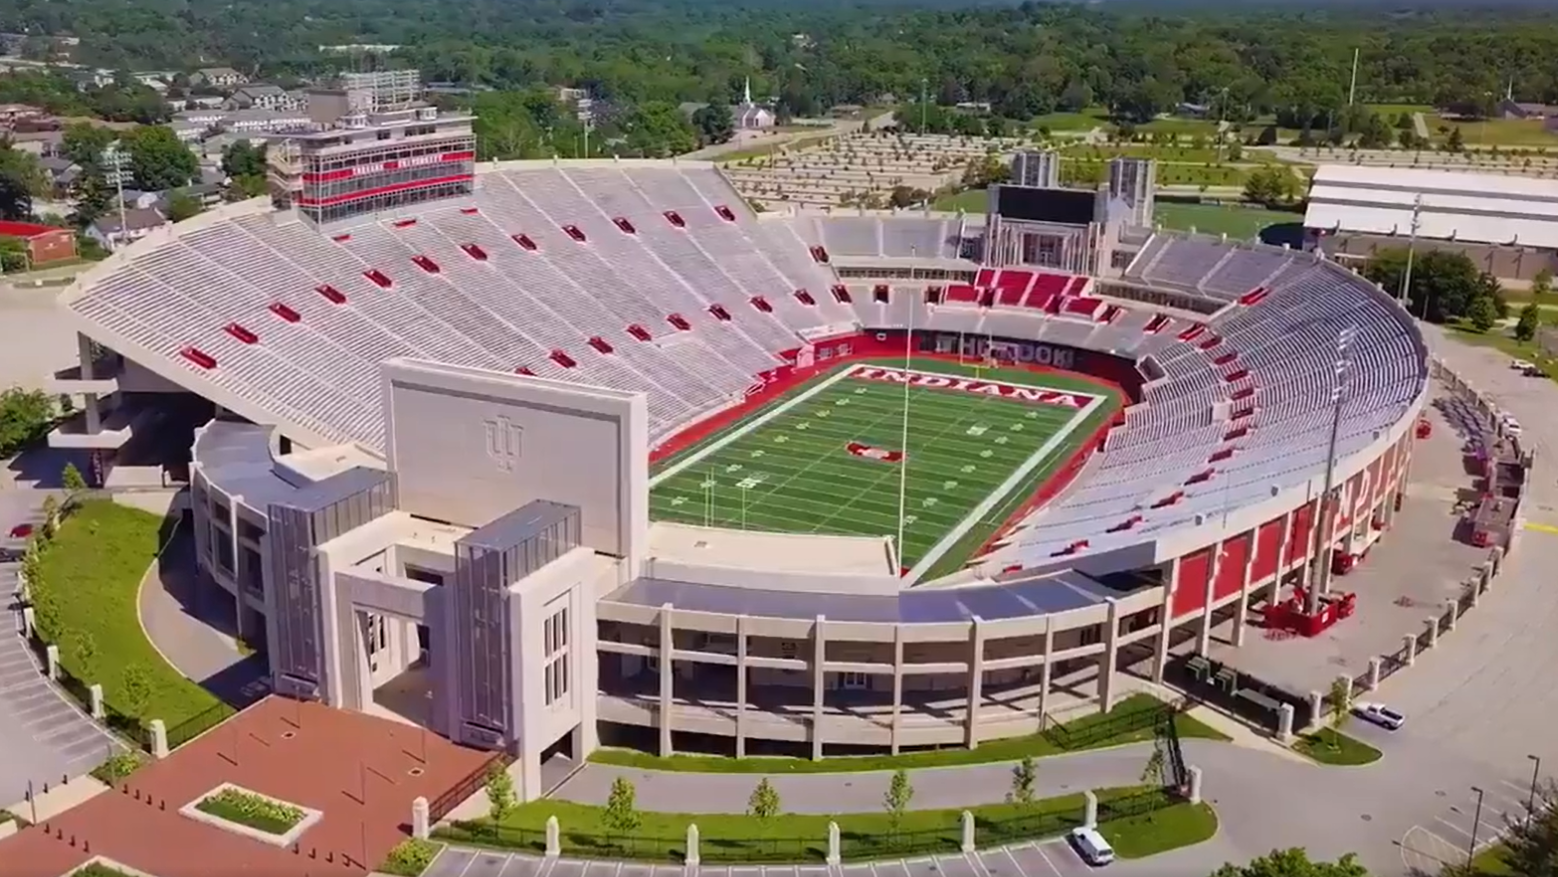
649, 332, 1132, 572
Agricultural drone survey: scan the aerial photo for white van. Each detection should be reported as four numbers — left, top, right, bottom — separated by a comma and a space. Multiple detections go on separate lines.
1069, 827, 1115, 866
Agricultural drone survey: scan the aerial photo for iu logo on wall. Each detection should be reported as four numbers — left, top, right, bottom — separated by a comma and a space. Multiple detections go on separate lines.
846, 442, 905, 463
484, 415, 524, 473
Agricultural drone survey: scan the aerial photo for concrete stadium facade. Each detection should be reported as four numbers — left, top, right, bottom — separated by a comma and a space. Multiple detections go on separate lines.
49, 160, 1427, 799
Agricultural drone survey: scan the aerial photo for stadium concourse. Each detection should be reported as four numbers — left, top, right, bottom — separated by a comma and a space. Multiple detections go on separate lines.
30, 156, 1427, 806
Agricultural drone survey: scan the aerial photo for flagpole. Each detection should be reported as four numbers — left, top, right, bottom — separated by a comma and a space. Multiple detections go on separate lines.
895, 279, 915, 573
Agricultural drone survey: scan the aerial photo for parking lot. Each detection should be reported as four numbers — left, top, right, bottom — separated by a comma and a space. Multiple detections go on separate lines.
422, 837, 1102, 877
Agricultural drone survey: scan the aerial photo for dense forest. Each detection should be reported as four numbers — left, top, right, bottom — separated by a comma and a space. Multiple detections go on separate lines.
6, 0, 1558, 124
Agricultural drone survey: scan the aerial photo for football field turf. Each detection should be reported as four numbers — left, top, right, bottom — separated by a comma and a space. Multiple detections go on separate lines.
649, 360, 1120, 579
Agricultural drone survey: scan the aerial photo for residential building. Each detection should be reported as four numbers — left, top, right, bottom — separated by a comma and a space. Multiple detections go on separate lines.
87, 207, 168, 251
227, 84, 302, 112
0, 220, 76, 266
192, 67, 247, 90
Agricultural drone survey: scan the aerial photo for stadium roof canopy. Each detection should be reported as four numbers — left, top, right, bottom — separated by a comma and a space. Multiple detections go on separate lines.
1304, 164, 1558, 250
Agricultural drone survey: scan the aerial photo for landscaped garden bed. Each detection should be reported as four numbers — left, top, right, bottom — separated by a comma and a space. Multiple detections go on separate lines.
180, 784, 322, 845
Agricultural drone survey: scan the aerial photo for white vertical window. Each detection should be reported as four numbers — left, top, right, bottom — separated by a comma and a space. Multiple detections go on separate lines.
543, 604, 570, 707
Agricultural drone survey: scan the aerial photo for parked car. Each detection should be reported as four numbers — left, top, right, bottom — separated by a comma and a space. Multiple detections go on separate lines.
1511, 358, 1533, 371
7, 523, 31, 539
1069, 827, 1116, 866
0, 546, 21, 563
1353, 701, 1407, 731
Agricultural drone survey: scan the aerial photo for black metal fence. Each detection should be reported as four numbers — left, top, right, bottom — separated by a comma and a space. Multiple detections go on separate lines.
1166, 654, 1310, 731
436, 789, 1177, 864
1042, 699, 1177, 751
165, 701, 237, 749
21, 627, 152, 752
430, 751, 513, 823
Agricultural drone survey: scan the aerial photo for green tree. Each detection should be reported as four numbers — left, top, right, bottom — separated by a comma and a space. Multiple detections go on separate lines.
1467, 294, 1498, 332
39, 494, 58, 539
71, 169, 116, 228
1327, 677, 1352, 750
691, 104, 735, 147
1141, 745, 1167, 786
1363, 249, 1502, 323
61, 122, 116, 170
1211, 848, 1370, 877
883, 769, 914, 834
1495, 780, 1558, 877
124, 125, 197, 192
1007, 757, 1037, 808
747, 777, 781, 824
1243, 165, 1296, 208
622, 102, 698, 158
1534, 268, 1554, 297
484, 763, 516, 824
0, 387, 54, 457
119, 664, 151, 719
1446, 127, 1465, 153
220, 140, 267, 179
604, 777, 641, 838
69, 629, 96, 673
1516, 302, 1541, 342
166, 191, 203, 222
61, 461, 87, 493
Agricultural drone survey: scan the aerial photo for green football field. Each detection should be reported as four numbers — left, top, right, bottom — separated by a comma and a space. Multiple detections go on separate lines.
650, 360, 1121, 579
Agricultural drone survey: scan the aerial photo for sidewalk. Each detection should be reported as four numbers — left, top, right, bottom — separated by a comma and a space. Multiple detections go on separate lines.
3, 775, 108, 824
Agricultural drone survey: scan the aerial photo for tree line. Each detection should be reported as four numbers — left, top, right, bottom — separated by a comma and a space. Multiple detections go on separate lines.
11, 0, 1558, 129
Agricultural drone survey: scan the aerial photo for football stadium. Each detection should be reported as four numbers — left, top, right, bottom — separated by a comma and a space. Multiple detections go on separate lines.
42, 78, 1428, 800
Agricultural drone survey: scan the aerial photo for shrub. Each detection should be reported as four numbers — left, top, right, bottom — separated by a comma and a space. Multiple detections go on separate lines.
379, 838, 442, 877
196, 787, 306, 834
90, 749, 149, 785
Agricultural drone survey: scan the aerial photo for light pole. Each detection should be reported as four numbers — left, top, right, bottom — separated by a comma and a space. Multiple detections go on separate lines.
920, 77, 928, 132
1529, 754, 1543, 815
1467, 786, 1486, 867
1401, 193, 1423, 309
1305, 326, 1357, 615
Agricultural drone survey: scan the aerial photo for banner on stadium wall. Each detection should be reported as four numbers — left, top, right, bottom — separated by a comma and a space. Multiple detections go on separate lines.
987, 340, 1077, 370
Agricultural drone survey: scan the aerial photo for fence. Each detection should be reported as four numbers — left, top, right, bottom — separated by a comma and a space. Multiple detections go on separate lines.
438, 788, 1176, 864
21, 626, 152, 752
429, 751, 513, 823
165, 701, 237, 750
1042, 697, 1177, 751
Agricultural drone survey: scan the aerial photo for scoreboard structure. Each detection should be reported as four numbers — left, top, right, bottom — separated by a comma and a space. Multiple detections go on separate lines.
984, 183, 1102, 275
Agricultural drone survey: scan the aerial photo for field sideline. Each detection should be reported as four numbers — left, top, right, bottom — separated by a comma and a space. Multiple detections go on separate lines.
649, 358, 1122, 578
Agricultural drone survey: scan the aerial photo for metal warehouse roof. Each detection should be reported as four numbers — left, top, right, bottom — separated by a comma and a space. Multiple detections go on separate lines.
1305, 164, 1558, 250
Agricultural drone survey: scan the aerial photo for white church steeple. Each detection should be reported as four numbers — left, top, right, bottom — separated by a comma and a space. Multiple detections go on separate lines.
743, 77, 752, 106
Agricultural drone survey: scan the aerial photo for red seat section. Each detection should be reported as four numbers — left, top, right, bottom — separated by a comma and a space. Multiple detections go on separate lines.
831, 285, 852, 303
613, 217, 636, 234
975, 268, 997, 287
1022, 272, 1071, 310
460, 243, 488, 261
945, 284, 979, 304
872, 284, 890, 303
269, 302, 301, 323
315, 284, 347, 304
562, 225, 586, 242
588, 336, 614, 354
1239, 287, 1271, 306
663, 211, 685, 228
714, 205, 736, 222
550, 350, 577, 368
1144, 314, 1171, 334
810, 245, 830, 263
363, 269, 391, 289
224, 323, 258, 344
512, 234, 538, 251
709, 304, 732, 321
412, 255, 440, 274
627, 324, 652, 341
994, 270, 1033, 305
667, 313, 691, 331
514, 366, 535, 376
750, 296, 773, 313
1061, 296, 1105, 320
794, 289, 816, 306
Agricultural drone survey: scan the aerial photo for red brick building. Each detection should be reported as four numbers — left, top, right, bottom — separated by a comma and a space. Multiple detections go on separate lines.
0, 220, 77, 266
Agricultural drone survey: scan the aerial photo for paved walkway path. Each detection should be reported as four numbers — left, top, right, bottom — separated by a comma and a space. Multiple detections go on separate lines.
135, 524, 269, 708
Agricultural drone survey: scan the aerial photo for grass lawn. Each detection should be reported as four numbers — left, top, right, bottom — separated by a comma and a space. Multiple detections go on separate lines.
1060, 158, 1250, 188
933, 188, 989, 212
1470, 843, 1515, 875
71, 865, 136, 877
1368, 103, 1433, 118
1429, 116, 1558, 147
438, 786, 1205, 863
1060, 144, 1281, 165
1153, 202, 1302, 240
1099, 801, 1218, 858
1292, 729, 1382, 766
589, 693, 1228, 773
1030, 108, 1110, 132
31, 500, 223, 728
650, 359, 1121, 578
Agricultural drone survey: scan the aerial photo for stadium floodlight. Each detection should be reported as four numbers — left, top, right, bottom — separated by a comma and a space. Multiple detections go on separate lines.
1402, 194, 1424, 312
1304, 325, 1357, 615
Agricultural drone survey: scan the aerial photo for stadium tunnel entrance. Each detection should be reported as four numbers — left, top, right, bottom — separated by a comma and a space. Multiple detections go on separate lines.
352, 564, 443, 730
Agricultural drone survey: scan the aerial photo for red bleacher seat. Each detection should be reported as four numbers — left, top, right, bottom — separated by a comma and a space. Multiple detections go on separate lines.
975, 268, 997, 287
946, 284, 979, 304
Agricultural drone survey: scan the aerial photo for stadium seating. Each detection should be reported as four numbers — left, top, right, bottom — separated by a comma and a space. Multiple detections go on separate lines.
70, 169, 1425, 578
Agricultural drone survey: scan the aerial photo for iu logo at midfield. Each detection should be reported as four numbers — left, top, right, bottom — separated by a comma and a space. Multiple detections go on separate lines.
846, 442, 905, 463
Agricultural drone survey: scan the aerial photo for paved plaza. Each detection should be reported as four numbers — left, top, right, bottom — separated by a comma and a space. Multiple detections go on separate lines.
1203, 391, 1492, 695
